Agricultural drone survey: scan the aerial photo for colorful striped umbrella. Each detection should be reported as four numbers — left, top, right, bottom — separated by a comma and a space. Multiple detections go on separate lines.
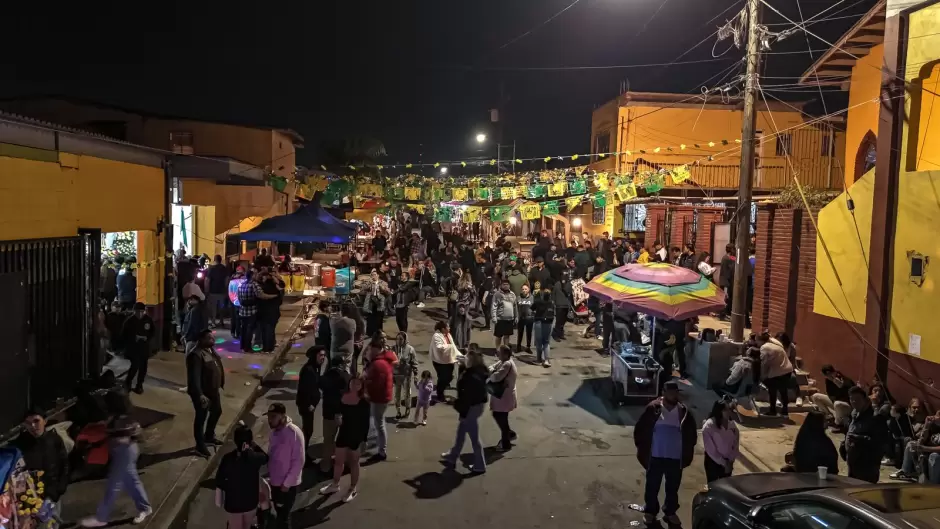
583, 262, 725, 321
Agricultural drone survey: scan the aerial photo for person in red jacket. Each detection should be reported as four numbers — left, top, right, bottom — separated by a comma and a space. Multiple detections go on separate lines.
364, 335, 398, 462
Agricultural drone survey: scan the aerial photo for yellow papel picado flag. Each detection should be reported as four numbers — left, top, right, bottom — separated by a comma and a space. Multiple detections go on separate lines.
519, 203, 541, 221
463, 206, 482, 223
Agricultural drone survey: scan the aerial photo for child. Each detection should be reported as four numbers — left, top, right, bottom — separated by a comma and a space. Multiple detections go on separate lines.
414, 370, 434, 426
393, 332, 418, 419
214, 424, 269, 529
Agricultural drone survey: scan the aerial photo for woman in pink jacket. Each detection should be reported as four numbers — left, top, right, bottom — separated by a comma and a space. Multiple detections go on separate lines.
488, 345, 518, 451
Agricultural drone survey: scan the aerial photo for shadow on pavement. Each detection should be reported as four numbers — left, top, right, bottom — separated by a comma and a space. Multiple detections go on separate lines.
291, 493, 346, 528
403, 470, 466, 499
138, 446, 199, 470
567, 377, 637, 427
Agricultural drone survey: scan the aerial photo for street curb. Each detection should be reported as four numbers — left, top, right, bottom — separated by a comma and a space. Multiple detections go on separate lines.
144, 304, 309, 529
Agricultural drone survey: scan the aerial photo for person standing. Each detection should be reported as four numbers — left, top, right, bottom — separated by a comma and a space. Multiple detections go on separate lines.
100, 260, 118, 307
80, 416, 151, 527
393, 271, 418, 332
441, 350, 489, 474
841, 385, 889, 483
515, 283, 534, 353
297, 345, 326, 459
429, 321, 461, 403
702, 399, 739, 482
363, 270, 390, 337
551, 276, 572, 341
392, 332, 418, 419
488, 346, 518, 452
182, 294, 209, 352
318, 356, 350, 474
453, 272, 475, 349
492, 279, 517, 349
206, 255, 229, 327
330, 303, 356, 366
314, 300, 333, 350
507, 267, 527, 298
319, 377, 370, 503
532, 283, 555, 368
186, 329, 225, 458
258, 272, 284, 353
756, 332, 793, 417
265, 403, 305, 529
364, 336, 397, 462
214, 425, 268, 529
13, 408, 69, 517
479, 266, 496, 331
121, 302, 154, 394
237, 272, 277, 353
718, 244, 735, 320
635, 381, 698, 526
116, 263, 137, 311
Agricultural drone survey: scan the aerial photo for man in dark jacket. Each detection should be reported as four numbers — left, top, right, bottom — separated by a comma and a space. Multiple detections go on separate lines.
122, 302, 154, 394
551, 277, 572, 340
314, 300, 333, 349
634, 381, 697, 526
528, 257, 552, 291
183, 295, 209, 351
215, 424, 268, 529
186, 329, 225, 457
573, 245, 592, 279
719, 243, 735, 320
297, 345, 326, 461
13, 408, 69, 505
841, 385, 889, 483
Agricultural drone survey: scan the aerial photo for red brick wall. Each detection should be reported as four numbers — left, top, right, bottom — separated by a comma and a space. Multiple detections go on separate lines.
645, 205, 665, 249
643, 204, 724, 254
752, 207, 774, 334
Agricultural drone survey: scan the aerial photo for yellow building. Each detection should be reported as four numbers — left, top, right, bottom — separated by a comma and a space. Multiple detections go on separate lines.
798, 0, 940, 406
589, 91, 844, 192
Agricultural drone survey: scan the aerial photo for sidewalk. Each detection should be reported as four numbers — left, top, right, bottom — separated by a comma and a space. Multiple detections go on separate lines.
59, 298, 308, 529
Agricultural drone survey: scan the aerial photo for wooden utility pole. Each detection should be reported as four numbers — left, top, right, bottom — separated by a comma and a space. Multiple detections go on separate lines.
730, 0, 762, 342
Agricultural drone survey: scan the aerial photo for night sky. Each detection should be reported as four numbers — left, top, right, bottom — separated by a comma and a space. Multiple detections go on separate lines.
2, 0, 876, 168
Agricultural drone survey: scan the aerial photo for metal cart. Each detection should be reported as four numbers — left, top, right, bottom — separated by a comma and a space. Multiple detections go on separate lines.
610, 342, 662, 404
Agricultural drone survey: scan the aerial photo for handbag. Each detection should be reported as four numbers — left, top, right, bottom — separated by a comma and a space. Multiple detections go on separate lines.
486, 379, 506, 398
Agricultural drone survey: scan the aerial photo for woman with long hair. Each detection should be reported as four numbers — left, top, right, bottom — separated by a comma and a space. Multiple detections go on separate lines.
319, 377, 370, 503
702, 399, 739, 482
695, 252, 716, 280
787, 410, 839, 474
489, 345, 518, 451
453, 272, 476, 349
441, 350, 489, 473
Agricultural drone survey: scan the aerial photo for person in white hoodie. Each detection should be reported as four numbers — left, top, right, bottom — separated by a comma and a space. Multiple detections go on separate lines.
429, 321, 463, 403
702, 399, 740, 482
757, 331, 794, 416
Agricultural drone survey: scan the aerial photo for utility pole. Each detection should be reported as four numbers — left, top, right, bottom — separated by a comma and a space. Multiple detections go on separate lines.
730, 0, 761, 342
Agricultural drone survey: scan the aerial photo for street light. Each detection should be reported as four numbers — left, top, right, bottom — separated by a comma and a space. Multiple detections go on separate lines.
440, 166, 448, 175
476, 133, 487, 144
572, 217, 582, 227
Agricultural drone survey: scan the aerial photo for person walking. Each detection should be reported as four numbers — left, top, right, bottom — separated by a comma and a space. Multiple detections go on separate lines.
492, 278, 517, 349
532, 283, 555, 368
80, 416, 151, 527
364, 335, 397, 462
319, 377, 371, 503
206, 255, 229, 327
392, 332, 418, 419
122, 302, 154, 394
635, 381, 698, 526
841, 385, 890, 483
214, 424, 269, 529
702, 399, 739, 482
330, 303, 356, 366
185, 329, 225, 458
297, 345, 325, 461
318, 356, 350, 474
441, 350, 489, 474
429, 321, 461, 403
265, 403, 305, 529
551, 276, 572, 340
515, 283, 534, 353
488, 345, 518, 452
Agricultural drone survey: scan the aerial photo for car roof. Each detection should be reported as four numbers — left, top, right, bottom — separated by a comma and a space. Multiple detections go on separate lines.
711, 473, 869, 501
845, 485, 940, 529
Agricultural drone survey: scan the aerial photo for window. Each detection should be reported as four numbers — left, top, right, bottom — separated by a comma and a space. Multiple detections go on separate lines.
854, 130, 877, 183
594, 131, 611, 156
776, 133, 793, 156
170, 131, 194, 154
760, 503, 872, 529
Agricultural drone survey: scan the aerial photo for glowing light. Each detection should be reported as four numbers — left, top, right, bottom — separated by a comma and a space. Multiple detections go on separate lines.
476, 133, 487, 143
226, 356, 233, 359
197, 271, 204, 279
249, 364, 262, 370
215, 338, 225, 344
509, 217, 517, 225
292, 343, 303, 348
285, 371, 299, 376
252, 345, 262, 352
440, 167, 448, 175
572, 217, 582, 227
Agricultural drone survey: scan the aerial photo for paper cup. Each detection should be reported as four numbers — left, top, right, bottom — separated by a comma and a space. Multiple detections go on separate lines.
817, 466, 828, 480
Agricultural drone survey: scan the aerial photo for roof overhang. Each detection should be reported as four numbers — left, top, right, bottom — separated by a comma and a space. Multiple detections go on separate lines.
618, 91, 804, 112
172, 155, 267, 186
799, 1, 886, 89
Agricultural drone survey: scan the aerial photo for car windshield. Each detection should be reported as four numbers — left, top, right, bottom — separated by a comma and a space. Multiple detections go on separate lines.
850, 487, 940, 529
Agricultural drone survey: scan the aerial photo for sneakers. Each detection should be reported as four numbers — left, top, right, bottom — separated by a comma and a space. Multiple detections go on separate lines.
469, 465, 486, 474
890, 470, 915, 481
440, 453, 456, 468
664, 514, 681, 526
133, 508, 152, 525
319, 482, 341, 495
343, 488, 358, 503
417, 302, 426, 308
80, 518, 108, 527
420, 420, 428, 426
205, 437, 223, 446
195, 445, 212, 458
542, 361, 551, 368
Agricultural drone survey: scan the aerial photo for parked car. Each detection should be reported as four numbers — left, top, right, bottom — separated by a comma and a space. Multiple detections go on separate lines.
692, 472, 940, 529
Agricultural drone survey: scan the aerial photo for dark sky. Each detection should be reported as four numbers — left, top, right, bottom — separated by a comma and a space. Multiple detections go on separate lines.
3, 0, 876, 168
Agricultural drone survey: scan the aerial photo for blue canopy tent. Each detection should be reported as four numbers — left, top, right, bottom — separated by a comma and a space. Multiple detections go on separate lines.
239, 193, 357, 243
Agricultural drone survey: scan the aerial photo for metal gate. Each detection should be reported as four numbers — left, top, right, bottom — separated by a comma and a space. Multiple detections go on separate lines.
0, 233, 100, 432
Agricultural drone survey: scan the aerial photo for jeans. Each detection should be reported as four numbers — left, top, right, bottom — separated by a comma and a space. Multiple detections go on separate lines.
260, 320, 276, 352
704, 454, 731, 483
370, 402, 388, 455
231, 311, 240, 338
901, 442, 940, 483
644, 457, 682, 517
433, 362, 455, 401
592, 308, 603, 338
96, 440, 150, 521
810, 393, 852, 427
553, 307, 569, 338
124, 345, 149, 390
444, 403, 486, 471
270, 485, 297, 529
602, 313, 614, 352
395, 307, 409, 332
516, 319, 533, 351
192, 393, 222, 449
534, 320, 552, 362
482, 299, 492, 329
394, 375, 413, 413
453, 315, 471, 350
765, 373, 791, 415
492, 411, 514, 449
239, 314, 257, 352
207, 293, 226, 323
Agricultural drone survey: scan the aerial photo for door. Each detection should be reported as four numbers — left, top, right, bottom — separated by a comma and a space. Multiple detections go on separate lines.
0, 272, 29, 432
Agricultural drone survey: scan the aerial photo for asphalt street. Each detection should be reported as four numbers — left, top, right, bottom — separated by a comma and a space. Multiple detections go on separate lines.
175, 297, 715, 529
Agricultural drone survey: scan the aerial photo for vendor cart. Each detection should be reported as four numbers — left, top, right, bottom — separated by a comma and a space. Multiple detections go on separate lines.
609, 342, 661, 404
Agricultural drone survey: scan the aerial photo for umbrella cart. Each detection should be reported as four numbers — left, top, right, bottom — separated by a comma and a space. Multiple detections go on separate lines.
584, 263, 726, 404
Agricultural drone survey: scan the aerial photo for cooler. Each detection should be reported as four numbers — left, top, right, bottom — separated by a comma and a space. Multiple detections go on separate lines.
321, 266, 336, 288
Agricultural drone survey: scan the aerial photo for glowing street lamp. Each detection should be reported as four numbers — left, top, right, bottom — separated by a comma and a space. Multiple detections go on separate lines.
572, 217, 582, 227
476, 133, 487, 144
440, 166, 448, 175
